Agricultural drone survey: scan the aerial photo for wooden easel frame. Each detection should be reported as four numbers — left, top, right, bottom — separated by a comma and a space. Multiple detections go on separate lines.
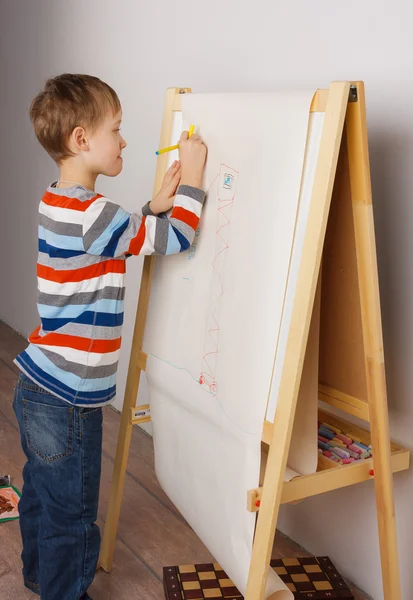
99, 83, 409, 600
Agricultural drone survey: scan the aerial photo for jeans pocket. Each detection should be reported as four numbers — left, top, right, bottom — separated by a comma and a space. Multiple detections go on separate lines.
81, 407, 100, 417
81, 407, 103, 435
23, 399, 74, 462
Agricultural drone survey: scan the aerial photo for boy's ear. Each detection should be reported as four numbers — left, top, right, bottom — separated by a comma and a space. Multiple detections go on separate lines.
71, 126, 89, 152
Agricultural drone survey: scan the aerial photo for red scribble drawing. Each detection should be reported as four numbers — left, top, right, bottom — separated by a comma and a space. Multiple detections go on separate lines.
199, 164, 239, 394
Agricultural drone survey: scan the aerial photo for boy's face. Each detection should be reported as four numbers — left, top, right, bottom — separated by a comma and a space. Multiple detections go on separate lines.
86, 110, 127, 177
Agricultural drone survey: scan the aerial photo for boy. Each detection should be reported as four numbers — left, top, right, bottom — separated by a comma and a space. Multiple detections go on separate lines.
13, 73, 207, 600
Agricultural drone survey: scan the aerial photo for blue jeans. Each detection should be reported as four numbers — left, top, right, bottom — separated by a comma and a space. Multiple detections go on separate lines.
13, 372, 103, 600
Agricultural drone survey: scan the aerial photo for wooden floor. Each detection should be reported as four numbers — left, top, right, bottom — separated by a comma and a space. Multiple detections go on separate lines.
0, 320, 370, 600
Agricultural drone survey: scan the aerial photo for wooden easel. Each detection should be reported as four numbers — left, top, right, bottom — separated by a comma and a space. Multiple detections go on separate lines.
99, 82, 409, 600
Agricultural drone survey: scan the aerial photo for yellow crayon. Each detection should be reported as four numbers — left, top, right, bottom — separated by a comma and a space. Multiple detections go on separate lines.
155, 143, 179, 156
156, 124, 195, 155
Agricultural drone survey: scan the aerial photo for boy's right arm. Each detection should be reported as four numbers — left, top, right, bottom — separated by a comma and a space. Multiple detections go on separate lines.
82, 130, 207, 258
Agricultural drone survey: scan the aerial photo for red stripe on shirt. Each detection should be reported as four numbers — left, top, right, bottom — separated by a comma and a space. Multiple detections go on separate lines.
42, 192, 102, 212
127, 217, 146, 255
37, 258, 126, 283
29, 330, 122, 353
171, 206, 199, 231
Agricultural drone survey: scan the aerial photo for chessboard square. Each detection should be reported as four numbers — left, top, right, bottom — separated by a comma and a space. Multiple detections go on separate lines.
215, 571, 228, 579
295, 581, 315, 592
180, 565, 197, 573
204, 589, 223, 598
300, 557, 318, 565
308, 572, 326, 582
180, 573, 199, 582
283, 559, 300, 567
280, 575, 293, 583
286, 566, 305, 574
314, 581, 334, 591
270, 559, 283, 567
291, 574, 310, 583
219, 578, 234, 588
286, 583, 297, 592
274, 567, 287, 575
201, 579, 221, 590
184, 589, 204, 600
304, 565, 322, 573
199, 572, 217, 581
183, 581, 201, 591
196, 564, 215, 572
222, 586, 240, 597
213, 563, 222, 571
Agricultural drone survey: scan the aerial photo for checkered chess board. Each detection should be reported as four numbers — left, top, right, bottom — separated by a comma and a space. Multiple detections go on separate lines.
163, 557, 354, 599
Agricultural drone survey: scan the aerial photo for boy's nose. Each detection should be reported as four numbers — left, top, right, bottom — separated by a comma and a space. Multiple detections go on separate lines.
121, 137, 127, 149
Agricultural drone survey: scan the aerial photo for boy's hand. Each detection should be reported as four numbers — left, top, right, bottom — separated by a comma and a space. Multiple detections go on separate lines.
149, 160, 181, 215
179, 131, 207, 189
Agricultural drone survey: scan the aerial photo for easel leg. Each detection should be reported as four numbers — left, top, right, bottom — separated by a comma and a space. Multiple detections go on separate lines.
347, 81, 402, 600
98, 404, 135, 571
370, 402, 401, 600
99, 257, 154, 571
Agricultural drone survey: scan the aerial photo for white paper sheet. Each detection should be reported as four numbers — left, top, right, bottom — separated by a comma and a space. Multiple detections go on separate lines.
144, 92, 318, 598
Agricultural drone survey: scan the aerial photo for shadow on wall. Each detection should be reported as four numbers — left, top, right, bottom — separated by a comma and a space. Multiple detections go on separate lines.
368, 126, 413, 421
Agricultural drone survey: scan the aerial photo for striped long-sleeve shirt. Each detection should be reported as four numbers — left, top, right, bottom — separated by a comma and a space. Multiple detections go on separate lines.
15, 183, 205, 406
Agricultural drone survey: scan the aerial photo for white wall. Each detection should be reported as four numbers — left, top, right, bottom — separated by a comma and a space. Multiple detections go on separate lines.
1, 1, 413, 597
